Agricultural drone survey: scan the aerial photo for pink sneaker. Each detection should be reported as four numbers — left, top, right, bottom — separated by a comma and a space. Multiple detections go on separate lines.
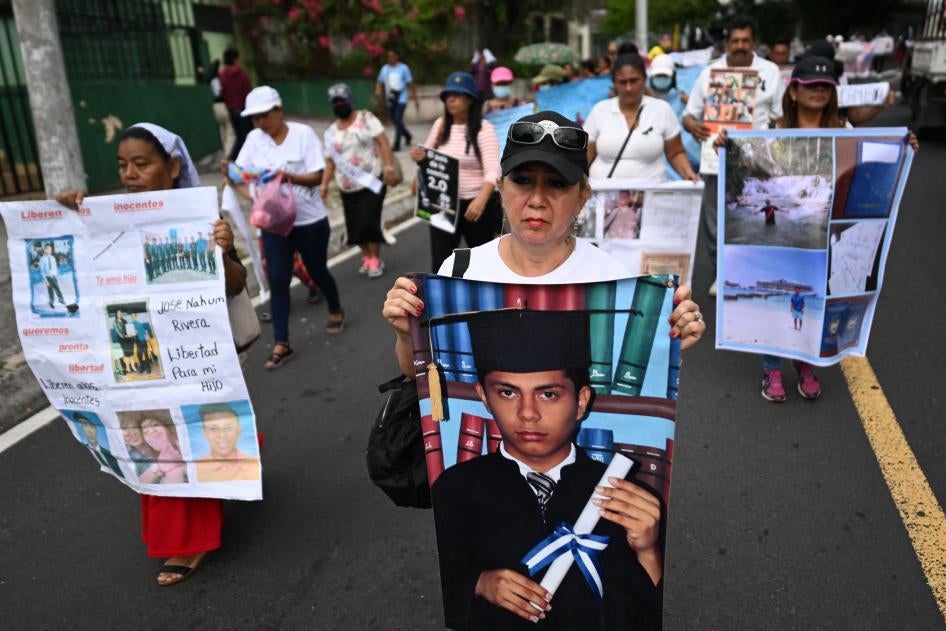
358, 256, 370, 274
761, 369, 786, 402
366, 256, 385, 278
793, 361, 822, 400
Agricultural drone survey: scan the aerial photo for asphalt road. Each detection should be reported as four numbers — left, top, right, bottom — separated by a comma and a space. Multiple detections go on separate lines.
1, 137, 944, 628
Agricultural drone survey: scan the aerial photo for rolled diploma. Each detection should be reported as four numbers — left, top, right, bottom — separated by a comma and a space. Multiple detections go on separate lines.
538, 453, 634, 597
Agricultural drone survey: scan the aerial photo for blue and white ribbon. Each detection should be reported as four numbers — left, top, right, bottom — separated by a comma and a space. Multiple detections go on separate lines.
520, 522, 610, 602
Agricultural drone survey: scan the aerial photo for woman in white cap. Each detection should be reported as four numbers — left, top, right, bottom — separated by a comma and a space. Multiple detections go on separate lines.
57, 123, 248, 586
320, 82, 399, 278
229, 85, 345, 369
384, 110, 706, 377
584, 53, 699, 182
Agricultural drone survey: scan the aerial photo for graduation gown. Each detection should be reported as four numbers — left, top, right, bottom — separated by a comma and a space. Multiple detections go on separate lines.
431, 449, 662, 631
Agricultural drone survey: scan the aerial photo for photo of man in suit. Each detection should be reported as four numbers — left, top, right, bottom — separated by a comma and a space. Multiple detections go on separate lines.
72, 411, 124, 479
431, 310, 662, 631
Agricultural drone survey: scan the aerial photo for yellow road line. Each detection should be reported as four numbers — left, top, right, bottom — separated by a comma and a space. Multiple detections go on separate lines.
841, 356, 946, 624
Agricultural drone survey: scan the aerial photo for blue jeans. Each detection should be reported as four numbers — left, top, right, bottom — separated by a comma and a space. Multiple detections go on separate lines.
261, 219, 342, 343
764, 355, 813, 372
387, 101, 409, 149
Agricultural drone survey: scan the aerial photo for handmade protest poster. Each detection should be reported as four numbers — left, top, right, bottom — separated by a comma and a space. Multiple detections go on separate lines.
581, 179, 702, 284
1, 187, 262, 500
408, 274, 679, 630
717, 128, 913, 365
535, 76, 612, 126
485, 103, 536, 155
416, 147, 460, 234
837, 82, 890, 108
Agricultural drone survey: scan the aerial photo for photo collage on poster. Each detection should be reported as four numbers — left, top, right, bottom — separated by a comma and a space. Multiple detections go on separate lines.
408, 274, 679, 629
1, 188, 262, 501
703, 68, 759, 133
579, 179, 702, 285
717, 129, 913, 365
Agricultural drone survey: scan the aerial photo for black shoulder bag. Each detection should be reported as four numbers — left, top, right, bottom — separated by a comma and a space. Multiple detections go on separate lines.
606, 104, 644, 178
366, 249, 471, 508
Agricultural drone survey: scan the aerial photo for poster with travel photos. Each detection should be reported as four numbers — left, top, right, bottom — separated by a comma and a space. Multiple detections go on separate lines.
415, 147, 461, 234
407, 274, 679, 629
716, 128, 914, 366
1, 188, 262, 500
578, 179, 703, 285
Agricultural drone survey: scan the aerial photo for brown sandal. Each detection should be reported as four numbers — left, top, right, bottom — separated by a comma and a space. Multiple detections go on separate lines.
264, 343, 294, 369
325, 310, 345, 334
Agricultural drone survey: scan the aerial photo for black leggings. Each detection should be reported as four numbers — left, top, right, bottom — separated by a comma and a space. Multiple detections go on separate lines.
429, 195, 502, 272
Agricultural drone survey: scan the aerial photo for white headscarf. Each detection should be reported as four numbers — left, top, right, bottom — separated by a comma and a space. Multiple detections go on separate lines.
128, 122, 201, 189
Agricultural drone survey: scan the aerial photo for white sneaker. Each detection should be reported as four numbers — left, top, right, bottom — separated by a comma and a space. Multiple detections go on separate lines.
367, 256, 385, 278
708, 279, 717, 297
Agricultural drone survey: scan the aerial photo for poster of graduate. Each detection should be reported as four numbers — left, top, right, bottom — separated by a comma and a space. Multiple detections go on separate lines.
0, 188, 262, 501
717, 128, 914, 365
580, 179, 703, 285
408, 274, 678, 630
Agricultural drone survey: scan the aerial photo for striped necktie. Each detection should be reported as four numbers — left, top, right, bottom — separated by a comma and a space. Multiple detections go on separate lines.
527, 471, 556, 518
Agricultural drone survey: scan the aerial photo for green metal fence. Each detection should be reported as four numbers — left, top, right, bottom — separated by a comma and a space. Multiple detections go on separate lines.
0, 9, 42, 196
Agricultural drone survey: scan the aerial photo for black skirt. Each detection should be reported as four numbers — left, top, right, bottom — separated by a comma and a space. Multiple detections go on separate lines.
340, 185, 386, 245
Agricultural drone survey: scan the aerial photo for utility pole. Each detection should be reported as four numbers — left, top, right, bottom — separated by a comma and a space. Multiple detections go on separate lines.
636, 0, 648, 55
12, 0, 85, 197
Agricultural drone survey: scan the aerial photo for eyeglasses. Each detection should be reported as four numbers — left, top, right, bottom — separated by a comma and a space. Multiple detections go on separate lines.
507, 121, 588, 151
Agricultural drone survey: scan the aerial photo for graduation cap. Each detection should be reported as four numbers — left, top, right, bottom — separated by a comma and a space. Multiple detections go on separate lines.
466, 309, 590, 375
425, 309, 591, 421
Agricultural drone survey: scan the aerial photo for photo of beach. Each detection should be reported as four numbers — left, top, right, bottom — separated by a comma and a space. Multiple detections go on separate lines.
720, 246, 827, 357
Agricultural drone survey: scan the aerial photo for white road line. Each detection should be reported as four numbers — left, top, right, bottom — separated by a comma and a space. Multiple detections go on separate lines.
0, 216, 423, 454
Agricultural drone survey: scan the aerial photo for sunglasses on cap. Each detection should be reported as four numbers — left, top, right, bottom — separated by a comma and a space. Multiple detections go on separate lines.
508, 121, 588, 151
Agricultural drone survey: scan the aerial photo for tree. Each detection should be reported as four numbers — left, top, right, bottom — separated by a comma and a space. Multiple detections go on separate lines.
232, 0, 467, 80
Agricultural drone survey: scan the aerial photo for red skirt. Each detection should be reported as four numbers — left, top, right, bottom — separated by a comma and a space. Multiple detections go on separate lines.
140, 495, 223, 558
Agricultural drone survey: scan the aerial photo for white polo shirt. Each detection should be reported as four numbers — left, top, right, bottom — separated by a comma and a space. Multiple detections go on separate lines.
584, 95, 681, 181
685, 53, 783, 175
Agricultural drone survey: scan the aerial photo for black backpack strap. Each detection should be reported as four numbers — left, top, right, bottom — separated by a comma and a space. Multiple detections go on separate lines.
451, 248, 471, 278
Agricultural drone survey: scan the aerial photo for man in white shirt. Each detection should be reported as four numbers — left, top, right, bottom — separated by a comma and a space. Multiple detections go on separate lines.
682, 15, 783, 295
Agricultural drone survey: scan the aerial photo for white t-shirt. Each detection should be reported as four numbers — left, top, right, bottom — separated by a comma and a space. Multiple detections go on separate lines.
684, 53, 783, 175
584, 95, 681, 181
437, 236, 632, 283
236, 122, 328, 226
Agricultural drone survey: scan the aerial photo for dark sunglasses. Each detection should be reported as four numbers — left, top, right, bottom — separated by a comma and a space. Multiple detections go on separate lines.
508, 121, 588, 151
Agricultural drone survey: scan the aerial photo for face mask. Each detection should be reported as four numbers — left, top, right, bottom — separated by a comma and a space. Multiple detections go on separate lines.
650, 76, 673, 92
332, 102, 353, 118
492, 85, 512, 99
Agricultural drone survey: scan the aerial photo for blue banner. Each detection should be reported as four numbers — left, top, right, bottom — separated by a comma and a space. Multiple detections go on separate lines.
484, 103, 536, 155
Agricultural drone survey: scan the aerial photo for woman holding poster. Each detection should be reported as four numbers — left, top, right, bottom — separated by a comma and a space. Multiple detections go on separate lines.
584, 54, 700, 182
386, 109, 706, 379
718, 56, 917, 402
409, 72, 502, 272
57, 123, 248, 586
384, 111, 705, 627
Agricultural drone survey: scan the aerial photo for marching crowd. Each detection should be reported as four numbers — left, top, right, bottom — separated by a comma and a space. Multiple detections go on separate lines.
30, 14, 917, 630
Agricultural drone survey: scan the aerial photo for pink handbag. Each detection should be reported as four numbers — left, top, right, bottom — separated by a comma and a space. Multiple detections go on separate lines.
250, 173, 297, 236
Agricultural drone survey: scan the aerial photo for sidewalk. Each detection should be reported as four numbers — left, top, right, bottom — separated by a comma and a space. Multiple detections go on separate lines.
0, 117, 430, 432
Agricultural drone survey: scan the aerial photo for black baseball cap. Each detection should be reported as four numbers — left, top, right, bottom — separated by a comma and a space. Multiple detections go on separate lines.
501, 111, 589, 185
791, 56, 838, 85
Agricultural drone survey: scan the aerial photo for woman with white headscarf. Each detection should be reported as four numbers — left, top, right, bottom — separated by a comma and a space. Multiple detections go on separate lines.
57, 123, 247, 586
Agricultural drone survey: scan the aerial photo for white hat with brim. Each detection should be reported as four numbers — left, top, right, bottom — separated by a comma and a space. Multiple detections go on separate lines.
241, 86, 282, 117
